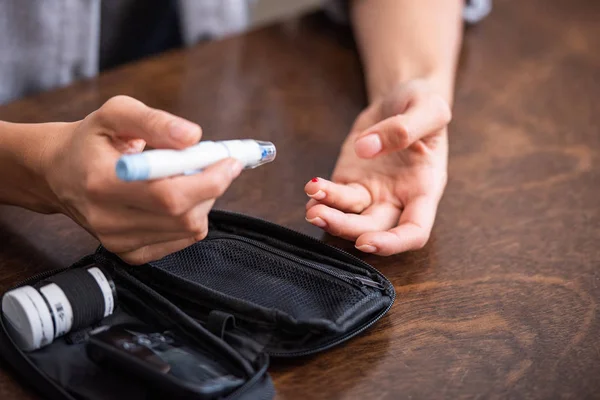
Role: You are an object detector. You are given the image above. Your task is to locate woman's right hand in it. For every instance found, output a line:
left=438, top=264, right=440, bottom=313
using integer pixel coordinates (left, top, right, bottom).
left=42, top=95, right=242, bottom=265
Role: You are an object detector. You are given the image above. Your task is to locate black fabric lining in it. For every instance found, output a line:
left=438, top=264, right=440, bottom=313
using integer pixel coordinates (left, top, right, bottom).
left=146, top=238, right=376, bottom=329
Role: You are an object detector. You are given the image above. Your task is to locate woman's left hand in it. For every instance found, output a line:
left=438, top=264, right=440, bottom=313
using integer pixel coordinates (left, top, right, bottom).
left=304, top=80, right=451, bottom=256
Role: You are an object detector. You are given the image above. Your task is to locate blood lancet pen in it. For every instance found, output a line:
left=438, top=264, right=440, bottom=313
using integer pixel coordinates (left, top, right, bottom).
left=115, top=139, right=276, bottom=181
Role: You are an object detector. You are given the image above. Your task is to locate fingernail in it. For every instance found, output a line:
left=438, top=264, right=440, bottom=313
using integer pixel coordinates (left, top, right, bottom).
left=307, top=189, right=326, bottom=200
left=305, top=217, right=327, bottom=228
left=355, top=133, right=382, bottom=156
left=169, top=119, right=198, bottom=142
left=230, top=161, right=244, bottom=178
left=356, top=244, right=378, bottom=253
left=311, top=177, right=319, bottom=183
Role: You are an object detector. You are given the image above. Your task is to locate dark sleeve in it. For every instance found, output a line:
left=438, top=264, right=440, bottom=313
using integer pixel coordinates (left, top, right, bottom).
left=321, top=0, right=493, bottom=25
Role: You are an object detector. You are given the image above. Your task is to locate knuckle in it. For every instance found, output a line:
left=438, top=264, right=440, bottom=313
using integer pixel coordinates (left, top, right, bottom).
left=99, top=236, right=128, bottom=254
left=307, top=204, right=327, bottom=219
left=121, top=252, right=148, bottom=266
left=327, top=224, right=343, bottom=238
left=390, top=114, right=406, bottom=132
left=194, top=227, right=208, bottom=241
left=83, top=175, right=105, bottom=199
left=204, top=174, right=228, bottom=197
left=389, top=115, right=410, bottom=147
left=180, top=212, right=205, bottom=233
left=402, top=80, right=421, bottom=96
left=105, top=95, right=131, bottom=107
left=144, top=108, right=166, bottom=132
left=85, top=209, right=104, bottom=232
left=154, top=188, right=184, bottom=215
left=97, top=95, right=131, bottom=119
left=348, top=203, right=366, bottom=214
left=440, top=172, right=448, bottom=191
left=414, top=231, right=430, bottom=249
left=430, top=94, right=452, bottom=125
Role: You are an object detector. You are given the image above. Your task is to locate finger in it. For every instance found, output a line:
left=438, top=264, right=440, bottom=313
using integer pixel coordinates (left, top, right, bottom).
left=305, top=198, right=319, bottom=211
left=305, top=203, right=400, bottom=241
left=118, top=236, right=203, bottom=265
left=354, top=94, right=451, bottom=158
left=96, top=158, right=242, bottom=214
left=304, top=178, right=372, bottom=214
left=100, top=229, right=201, bottom=254
left=141, top=158, right=243, bottom=215
left=95, top=95, right=202, bottom=149
left=87, top=207, right=189, bottom=234
left=90, top=201, right=211, bottom=235
left=355, top=195, right=438, bottom=255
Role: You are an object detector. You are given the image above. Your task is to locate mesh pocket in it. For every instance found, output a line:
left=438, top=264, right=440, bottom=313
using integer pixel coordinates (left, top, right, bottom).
left=149, top=239, right=365, bottom=323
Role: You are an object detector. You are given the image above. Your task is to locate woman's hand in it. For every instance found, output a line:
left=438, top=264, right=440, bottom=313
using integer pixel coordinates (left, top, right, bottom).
left=42, top=95, right=242, bottom=264
left=304, top=80, right=451, bottom=255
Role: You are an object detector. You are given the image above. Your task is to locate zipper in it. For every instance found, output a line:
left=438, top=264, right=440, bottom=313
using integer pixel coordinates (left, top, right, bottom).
left=7, top=267, right=70, bottom=291
left=208, top=232, right=385, bottom=292
left=5, top=253, right=96, bottom=291
left=353, top=276, right=385, bottom=290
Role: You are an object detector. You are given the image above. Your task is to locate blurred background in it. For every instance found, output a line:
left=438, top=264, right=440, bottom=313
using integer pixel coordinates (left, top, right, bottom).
left=250, top=0, right=322, bottom=28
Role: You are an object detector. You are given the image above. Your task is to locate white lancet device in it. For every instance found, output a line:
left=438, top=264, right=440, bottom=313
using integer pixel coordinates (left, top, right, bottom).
left=116, top=140, right=276, bottom=181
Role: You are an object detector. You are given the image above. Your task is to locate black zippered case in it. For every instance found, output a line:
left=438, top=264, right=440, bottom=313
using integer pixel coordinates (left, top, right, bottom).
left=0, top=210, right=395, bottom=399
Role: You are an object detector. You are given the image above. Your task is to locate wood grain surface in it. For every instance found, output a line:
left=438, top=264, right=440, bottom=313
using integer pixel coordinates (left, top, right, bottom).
left=0, top=0, right=599, bottom=398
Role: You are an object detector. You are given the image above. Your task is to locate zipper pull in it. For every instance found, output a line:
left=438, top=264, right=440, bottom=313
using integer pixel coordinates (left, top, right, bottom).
left=353, top=276, right=385, bottom=290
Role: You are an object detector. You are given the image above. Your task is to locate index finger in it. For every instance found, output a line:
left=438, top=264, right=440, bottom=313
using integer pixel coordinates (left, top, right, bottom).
left=91, top=157, right=243, bottom=214
left=134, top=158, right=244, bottom=215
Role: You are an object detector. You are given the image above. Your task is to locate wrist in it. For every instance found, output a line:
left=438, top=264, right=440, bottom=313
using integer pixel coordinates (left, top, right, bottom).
left=0, top=121, right=71, bottom=214
left=367, top=68, right=455, bottom=107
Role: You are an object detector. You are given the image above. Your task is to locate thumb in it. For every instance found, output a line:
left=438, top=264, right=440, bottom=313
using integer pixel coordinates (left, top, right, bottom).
left=94, top=95, right=201, bottom=150
left=354, top=94, right=451, bottom=158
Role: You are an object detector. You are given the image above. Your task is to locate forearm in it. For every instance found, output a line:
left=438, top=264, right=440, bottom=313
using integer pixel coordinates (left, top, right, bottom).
left=0, top=121, right=64, bottom=213
left=349, top=0, right=463, bottom=104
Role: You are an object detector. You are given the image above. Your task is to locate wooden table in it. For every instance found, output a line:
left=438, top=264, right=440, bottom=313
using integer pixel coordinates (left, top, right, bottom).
left=1, top=0, right=599, bottom=398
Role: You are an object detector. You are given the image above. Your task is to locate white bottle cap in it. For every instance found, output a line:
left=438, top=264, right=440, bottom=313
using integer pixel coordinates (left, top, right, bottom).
left=2, top=286, right=54, bottom=352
